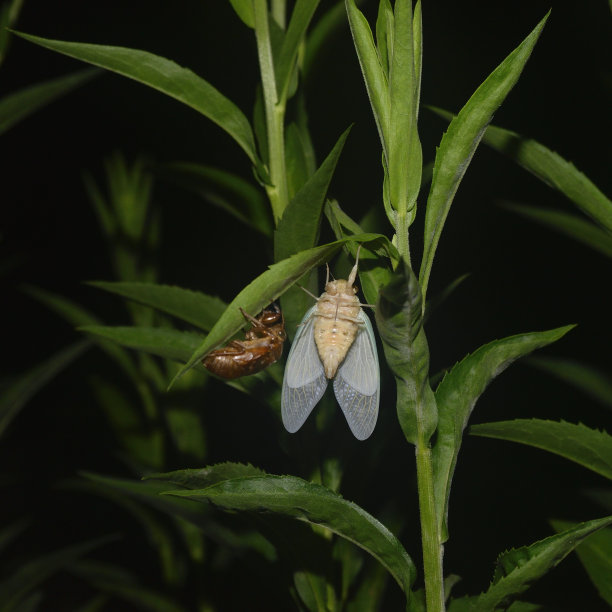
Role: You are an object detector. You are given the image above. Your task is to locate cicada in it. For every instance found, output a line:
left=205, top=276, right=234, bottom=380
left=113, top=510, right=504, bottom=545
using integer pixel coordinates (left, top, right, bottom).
left=203, top=304, right=286, bottom=379
left=281, top=248, right=379, bottom=440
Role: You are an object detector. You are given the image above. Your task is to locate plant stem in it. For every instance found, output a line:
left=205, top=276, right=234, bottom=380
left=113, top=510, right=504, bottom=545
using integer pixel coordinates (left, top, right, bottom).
left=395, top=212, right=411, bottom=268
left=253, top=0, right=289, bottom=224
left=416, top=441, right=445, bottom=612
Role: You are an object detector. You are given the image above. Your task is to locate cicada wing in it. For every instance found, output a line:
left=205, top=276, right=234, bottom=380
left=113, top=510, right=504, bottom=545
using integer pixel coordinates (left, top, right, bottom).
left=282, top=307, right=327, bottom=433
left=333, top=311, right=379, bottom=440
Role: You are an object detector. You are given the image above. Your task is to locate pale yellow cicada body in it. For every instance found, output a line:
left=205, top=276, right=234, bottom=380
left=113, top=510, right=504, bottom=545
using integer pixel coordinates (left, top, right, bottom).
left=281, top=248, right=380, bottom=440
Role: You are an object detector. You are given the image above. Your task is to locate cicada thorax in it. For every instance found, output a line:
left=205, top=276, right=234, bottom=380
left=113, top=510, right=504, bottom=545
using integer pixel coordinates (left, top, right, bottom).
left=202, top=305, right=286, bottom=379
left=313, top=279, right=362, bottom=379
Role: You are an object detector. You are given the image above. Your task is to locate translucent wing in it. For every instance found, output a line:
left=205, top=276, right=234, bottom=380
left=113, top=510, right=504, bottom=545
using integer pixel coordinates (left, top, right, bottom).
left=333, top=310, right=379, bottom=440
left=281, top=306, right=327, bottom=433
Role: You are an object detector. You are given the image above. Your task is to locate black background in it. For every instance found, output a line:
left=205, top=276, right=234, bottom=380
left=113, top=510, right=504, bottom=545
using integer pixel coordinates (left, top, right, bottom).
left=2, top=1, right=611, bottom=610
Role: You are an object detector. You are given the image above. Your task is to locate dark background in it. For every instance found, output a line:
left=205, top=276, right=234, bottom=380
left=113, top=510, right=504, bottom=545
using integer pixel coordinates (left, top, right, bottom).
left=2, top=1, right=611, bottom=610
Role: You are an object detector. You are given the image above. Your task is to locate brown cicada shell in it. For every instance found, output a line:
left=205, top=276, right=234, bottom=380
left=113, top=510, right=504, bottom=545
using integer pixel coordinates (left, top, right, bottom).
left=202, top=304, right=286, bottom=379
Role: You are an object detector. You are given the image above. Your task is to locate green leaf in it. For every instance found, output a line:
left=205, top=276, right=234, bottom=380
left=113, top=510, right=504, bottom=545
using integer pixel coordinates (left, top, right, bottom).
left=172, top=234, right=384, bottom=384
left=0, top=0, right=24, bottom=66
left=500, top=202, right=612, bottom=259
left=79, top=472, right=275, bottom=561
left=87, top=282, right=227, bottom=332
left=345, top=0, right=390, bottom=161
left=275, top=127, right=352, bottom=263
left=229, top=0, right=255, bottom=28
left=157, top=162, right=272, bottom=237
left=0, top=537, right=112, bottom=612
left=470, top=419, right=612, bottom=481
left=0, top=68, right=98, bottom=136
left=432, top=325, right=574, bottom=542
left=161, top=474, right=416, bottom=595
left=419, top=13, right=549, bottom=303
left=387, top=0, right=421, bottom=218
left=528, top=355, right=612, bottom=410
left=375, top=262, right=437, bottom=445
left=275, top=127, right=351, bottom=334
left=276, top=0, right=320, bottom=103
left=550, top=518, right=612, bottom=606
left=473, top=120, right=612, bottom=234
left=284, top=122, right=311, bottom=198
left=375, top=0, right=393, bottom=76
left=15, top=32, right=261, bottom=166
left=23, top=285, right=147, bottom=387
left=463, top=515, right=612, bottom=612
left=80, top=325, right=203, bottom=364
left=147, top=462, right=266, bottom=489
left=0, top=341, right=89, bottom=438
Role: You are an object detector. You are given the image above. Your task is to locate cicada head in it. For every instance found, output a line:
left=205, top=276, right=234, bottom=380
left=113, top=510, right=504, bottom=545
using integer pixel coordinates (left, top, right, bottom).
left=258, top=303, right=283, bottom=327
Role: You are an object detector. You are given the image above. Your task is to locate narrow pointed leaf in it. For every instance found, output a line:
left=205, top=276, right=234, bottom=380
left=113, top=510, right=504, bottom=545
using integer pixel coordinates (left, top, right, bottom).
left=158, top=162, right=272, bottom=237
left=377, top=2, right=394, bottom=74
left=429, top=107, right=612, bottom=234
left=276, top=0, right=320, bottom=102
left=388, top=0, right=421, bottom=216
left=376, top=262, right=437, bottom=445
left=419, top=14, right=549, bottom=302
left=0, top=341, right=89, bottom=438
left=275, top=127, right=352, bottom=263
left=551, top=518, right=612, bottom=606
left=147, top=462, right=266, bottom=490
left=275, top=127, right=351, bottom=334
left=470, top=419, right=612, bottom=481
left=345, top=0, right=390, bottom=160
left=15, top=32, right=260, bottom=165
left=80, top=325, right=203, bottom=363
left=528, top=356, right=612, bottom=410
left=173, top=234, right=384, bottom=383
left=484, top=121, right=612, bottom=233
left=229, top=0, right=255, bottom=28
left=0, top=68, right=98, bottom=135
left=163, top=474, right=416, bottom=594
left=23, top=285, right=143, bottom=382
left=468, top=515, right=612, bottom=611
left=500, top=202, right=612, bottom=259
left=80, top=472, right=274, bottom=558
left=88, top=282, right=227, bottom=332
left=433, top=324, right=574, bottom=541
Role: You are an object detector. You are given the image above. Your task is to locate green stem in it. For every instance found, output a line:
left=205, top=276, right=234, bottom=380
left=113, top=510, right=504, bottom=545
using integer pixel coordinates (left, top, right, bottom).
left=395, top=212, right=411, bottom=268
left=253, top=0, right=289, bottom=224
left=416, top=442, right=445, bottom=612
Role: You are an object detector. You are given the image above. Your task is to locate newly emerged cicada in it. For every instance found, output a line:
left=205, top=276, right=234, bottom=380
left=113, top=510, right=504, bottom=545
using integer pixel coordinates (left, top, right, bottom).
left=203, top=304, right=286, bottom=379
left=281, top=248, right=380, bottom=440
